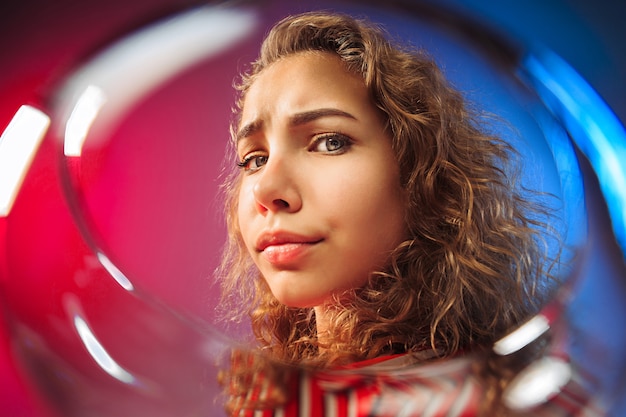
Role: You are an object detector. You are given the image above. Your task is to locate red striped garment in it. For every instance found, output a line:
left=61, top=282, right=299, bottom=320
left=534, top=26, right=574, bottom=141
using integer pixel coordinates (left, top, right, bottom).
left=237, top=352, right=481, bottom=417
left=234, top=350, right=603, bottom=417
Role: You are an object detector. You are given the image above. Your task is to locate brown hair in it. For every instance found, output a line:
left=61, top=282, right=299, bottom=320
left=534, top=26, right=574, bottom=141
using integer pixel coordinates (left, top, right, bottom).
left=218, top=9, right=556, bottom=402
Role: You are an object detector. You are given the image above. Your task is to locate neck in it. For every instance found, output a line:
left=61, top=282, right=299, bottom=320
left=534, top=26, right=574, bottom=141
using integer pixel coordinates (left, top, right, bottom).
left=314, top=305, right=332, bottom=347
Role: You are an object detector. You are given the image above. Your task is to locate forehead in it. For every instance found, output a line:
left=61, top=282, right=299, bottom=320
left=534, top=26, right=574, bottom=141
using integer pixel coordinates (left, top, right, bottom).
left=240, top=52, right=371, bottom=124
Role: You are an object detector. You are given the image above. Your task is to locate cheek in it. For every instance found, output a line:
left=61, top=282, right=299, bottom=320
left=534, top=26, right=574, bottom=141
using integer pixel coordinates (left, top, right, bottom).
left=342, top=170, right=406, bottom=245
left=236, top=182, right=255, bottom=241
left=336, top=170, right=403, bottom=216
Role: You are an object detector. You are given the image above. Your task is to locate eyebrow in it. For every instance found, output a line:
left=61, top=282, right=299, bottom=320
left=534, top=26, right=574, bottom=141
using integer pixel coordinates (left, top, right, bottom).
left=236, top=108, right=356, bottom=143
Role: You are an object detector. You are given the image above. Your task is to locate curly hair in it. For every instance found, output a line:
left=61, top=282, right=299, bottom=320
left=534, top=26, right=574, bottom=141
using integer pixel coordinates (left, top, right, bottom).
left=218, top=11, right=555, bottom=371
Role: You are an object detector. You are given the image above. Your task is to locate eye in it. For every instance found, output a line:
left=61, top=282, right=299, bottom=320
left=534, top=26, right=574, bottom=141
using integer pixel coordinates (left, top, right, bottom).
left=237, top=153, right=268, bottom=172
left=311, top=133, right=351, bottom=153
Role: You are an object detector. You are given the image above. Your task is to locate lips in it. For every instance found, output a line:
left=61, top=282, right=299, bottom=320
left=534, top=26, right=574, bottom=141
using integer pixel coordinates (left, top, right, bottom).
left=255, top=231, right=323, bottom=266
left=255, top=231, right=323, bottom=252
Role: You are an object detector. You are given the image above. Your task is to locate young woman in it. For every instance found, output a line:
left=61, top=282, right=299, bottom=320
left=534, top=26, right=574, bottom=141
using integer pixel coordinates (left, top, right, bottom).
left=218, top=11, right=559, bottom=416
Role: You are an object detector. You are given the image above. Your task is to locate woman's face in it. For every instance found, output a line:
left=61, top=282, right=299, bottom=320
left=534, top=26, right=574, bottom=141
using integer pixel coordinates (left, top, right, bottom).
left=237, top=52, right=407, bottom=308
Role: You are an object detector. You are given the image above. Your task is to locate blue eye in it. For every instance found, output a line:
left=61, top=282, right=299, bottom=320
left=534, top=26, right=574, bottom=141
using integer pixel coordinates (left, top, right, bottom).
left=312, top=133, right=351, bottom=153
left=237, top=154, right=268, bottom=172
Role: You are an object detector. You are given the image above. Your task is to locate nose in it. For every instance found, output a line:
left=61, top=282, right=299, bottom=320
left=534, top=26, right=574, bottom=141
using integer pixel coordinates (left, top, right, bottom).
left=252, top=155, right=302, bottom=214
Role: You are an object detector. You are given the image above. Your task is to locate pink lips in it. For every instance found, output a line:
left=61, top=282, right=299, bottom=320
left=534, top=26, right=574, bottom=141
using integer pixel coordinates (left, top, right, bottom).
left=256, top=231, right=322, bottom=266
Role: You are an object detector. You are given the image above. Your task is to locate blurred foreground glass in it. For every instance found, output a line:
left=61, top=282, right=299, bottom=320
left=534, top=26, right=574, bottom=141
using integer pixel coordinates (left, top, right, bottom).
left=0, top=1, right=624, bottom=416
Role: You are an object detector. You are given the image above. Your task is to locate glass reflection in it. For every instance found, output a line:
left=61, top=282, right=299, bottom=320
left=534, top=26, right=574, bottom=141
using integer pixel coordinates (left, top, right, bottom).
left=72, top=313, right=138, bottom=385
left=96, top=251, right=134, bottom=291
left=64, top=85, right=106, bottom=157
left=519, top=48, right=626, bottom=256
left=504, top=356, right=573, bottom=411
left=0, top=105, right=50, bottom=217
left=493, top=315, right=550, bottom=356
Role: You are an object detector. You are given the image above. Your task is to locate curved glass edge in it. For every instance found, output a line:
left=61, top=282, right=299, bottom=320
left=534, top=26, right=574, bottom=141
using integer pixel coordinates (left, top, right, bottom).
left=517, top=46, right=626, bottom=259
left=57, top=4, right=259, bottom=158
left=52, top=3, right=260, bottom=291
